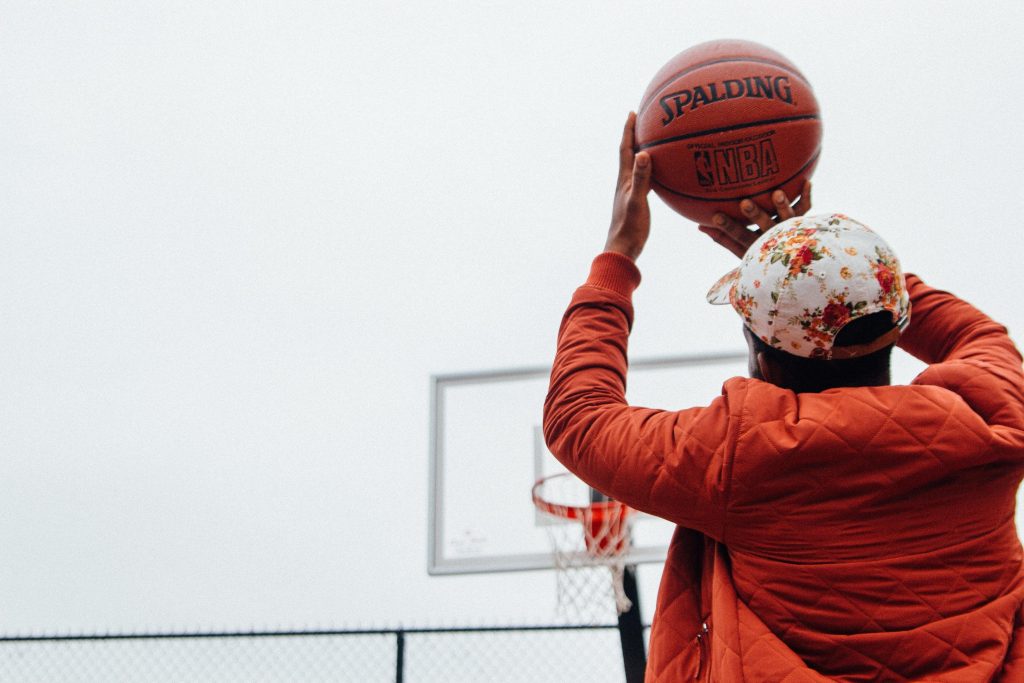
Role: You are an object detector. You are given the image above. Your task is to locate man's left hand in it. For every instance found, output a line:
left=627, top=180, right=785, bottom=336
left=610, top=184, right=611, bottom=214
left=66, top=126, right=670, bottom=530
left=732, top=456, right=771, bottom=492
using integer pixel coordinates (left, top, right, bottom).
left=698, top=182, right=812, bottom=259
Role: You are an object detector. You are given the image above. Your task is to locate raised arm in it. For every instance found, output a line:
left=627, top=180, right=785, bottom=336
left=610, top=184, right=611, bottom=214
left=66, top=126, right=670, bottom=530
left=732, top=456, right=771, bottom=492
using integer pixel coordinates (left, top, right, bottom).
left=898, top=274, right=1024, bottom=427
left=542, top=253, right=736, bottom=536
left=898, top=274, right=1023, bottom=375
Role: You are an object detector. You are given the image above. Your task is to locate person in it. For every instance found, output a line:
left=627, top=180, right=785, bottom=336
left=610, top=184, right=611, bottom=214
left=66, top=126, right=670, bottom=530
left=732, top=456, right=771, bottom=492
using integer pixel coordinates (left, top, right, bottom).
left=543, top=112, right=1024, bottom=681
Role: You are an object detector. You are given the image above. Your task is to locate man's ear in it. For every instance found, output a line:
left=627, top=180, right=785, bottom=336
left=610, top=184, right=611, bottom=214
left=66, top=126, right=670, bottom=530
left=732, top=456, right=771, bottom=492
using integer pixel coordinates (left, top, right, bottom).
left=756, top=351, right=784, bottom=387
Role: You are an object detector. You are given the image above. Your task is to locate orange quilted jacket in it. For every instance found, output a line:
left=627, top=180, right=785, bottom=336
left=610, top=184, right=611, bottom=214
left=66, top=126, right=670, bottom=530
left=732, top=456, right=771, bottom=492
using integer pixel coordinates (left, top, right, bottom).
left=544, top=252, right=1024, bottom=682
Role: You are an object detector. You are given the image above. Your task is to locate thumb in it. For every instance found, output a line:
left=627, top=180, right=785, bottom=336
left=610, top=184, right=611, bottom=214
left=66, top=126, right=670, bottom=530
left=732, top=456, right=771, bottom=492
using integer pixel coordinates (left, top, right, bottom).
left=631, top=152, right=652, bottom=197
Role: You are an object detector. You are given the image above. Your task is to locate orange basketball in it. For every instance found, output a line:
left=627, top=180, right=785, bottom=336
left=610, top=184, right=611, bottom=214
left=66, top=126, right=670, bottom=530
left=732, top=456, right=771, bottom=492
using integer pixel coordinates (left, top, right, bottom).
left=636, top=39, right=822, bottom=226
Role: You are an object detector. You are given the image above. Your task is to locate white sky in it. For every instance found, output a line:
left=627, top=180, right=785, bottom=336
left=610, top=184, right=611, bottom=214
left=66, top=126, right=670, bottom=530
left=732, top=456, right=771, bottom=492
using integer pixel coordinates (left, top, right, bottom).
left=1, top=0, right=1023, bottom=633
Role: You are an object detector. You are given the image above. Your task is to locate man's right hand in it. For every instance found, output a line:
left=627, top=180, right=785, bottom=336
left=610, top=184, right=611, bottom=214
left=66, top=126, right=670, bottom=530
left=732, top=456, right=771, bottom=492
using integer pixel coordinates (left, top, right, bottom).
left=698, top=181, right=813, bottom=258
left=604, top=112, right=653, bottom=262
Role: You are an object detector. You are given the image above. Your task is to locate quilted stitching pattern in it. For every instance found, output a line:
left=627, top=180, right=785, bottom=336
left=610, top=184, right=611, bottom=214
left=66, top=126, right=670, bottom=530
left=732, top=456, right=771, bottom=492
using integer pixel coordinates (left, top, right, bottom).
left=544, top=260, right=1024, bottom=681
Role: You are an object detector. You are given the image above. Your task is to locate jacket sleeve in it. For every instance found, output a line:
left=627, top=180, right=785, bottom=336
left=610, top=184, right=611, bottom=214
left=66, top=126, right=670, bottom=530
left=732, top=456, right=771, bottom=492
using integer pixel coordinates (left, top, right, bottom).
left=898, top=273, right=1024, bottom=426
left=542, top=253, right=738, bottom=538
left=898, top=274, right=1023, bottom=371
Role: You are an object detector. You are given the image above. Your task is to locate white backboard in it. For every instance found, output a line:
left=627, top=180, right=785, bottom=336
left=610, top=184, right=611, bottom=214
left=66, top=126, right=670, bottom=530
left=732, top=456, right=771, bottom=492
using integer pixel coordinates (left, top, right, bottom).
left=428, top=352, right=749, bottom=575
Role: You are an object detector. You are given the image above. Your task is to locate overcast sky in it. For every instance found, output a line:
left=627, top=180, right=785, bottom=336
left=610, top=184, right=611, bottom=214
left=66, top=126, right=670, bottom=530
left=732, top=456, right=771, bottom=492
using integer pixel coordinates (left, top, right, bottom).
left=1, top=0, right=1023, bottom=634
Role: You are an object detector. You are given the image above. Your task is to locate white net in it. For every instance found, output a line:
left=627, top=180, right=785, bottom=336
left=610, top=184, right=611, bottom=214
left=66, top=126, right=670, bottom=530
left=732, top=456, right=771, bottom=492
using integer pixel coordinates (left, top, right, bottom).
left=532, top=474, right=635, bottom=623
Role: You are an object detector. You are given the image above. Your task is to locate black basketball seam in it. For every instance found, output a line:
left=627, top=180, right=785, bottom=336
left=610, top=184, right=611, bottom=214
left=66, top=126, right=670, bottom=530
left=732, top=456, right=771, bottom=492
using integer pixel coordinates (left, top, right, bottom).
left=652, top=146, right=821, bottom=202
left=636, top=114, right=820, bottom=152
left=637, top=57, right=813, bottom=117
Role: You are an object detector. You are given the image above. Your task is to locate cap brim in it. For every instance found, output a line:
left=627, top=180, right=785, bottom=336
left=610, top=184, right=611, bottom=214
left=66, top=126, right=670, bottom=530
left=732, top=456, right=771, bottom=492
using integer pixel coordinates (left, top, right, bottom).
left=706, top=267, right=740, bottom=305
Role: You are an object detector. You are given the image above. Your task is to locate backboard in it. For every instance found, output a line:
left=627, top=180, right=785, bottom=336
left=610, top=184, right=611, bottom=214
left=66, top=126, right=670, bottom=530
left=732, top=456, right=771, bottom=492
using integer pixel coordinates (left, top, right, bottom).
left=427, top=352, right=749, bottom=575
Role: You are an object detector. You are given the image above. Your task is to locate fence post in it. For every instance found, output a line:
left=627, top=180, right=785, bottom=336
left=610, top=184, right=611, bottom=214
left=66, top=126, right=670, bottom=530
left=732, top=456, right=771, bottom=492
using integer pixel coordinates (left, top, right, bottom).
left=394, top=630, right=405, bottom=683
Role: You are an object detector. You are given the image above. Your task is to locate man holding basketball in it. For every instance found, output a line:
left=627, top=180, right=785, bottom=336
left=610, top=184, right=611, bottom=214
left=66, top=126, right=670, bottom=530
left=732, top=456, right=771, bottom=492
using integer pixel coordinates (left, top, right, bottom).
left=544, top=113, right=1024, bottom=681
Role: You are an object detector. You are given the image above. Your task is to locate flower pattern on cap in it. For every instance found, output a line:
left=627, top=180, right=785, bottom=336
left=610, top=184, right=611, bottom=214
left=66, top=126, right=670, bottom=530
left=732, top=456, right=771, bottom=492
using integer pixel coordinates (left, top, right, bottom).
left=707, top=214, right=910, bottom=359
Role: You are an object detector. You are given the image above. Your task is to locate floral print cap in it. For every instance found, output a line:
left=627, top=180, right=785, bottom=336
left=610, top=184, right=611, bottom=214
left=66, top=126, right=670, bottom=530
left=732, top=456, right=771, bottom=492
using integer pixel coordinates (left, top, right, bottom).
left=706, top=214, right=910, bottom=360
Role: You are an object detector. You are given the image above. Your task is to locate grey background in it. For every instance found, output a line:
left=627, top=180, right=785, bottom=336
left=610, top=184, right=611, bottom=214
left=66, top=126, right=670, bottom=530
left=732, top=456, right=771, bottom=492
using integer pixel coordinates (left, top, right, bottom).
left=1, top=0, right=1021, bottom=633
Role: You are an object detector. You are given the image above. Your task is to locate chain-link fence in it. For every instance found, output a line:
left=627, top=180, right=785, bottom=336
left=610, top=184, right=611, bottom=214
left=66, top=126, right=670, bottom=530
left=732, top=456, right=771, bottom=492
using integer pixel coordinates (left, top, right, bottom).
left=0, top=624, right=648, bottom=682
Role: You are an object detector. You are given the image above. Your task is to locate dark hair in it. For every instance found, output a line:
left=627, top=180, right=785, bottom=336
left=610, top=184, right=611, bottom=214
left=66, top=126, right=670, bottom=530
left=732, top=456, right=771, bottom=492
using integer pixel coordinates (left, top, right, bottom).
left=749, top=311, right=896, bottom=392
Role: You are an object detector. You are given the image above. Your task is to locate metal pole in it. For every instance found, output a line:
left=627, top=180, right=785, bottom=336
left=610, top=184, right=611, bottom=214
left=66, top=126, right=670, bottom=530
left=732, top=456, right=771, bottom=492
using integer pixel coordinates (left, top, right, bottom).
left=617, top=565, right=647, bottom=683
left=589, top=487, right=647, bottom=683
left=395, top=630, right=405, bottom=683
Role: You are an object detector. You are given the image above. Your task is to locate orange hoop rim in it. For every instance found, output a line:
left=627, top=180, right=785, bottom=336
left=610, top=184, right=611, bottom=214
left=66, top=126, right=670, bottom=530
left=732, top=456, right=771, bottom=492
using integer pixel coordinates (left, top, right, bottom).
left=531, top=473, right=632, bottom=523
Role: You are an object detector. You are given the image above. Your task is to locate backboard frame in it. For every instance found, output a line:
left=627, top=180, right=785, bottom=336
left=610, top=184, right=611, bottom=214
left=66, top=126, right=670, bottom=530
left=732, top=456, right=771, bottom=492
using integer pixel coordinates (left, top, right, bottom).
left=427, top=351, right=748, bottom=576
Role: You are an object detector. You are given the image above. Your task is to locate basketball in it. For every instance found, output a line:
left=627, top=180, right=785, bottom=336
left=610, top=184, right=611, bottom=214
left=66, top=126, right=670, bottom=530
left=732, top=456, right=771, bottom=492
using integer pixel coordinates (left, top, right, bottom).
left=635, top=39, right=822, bottom=226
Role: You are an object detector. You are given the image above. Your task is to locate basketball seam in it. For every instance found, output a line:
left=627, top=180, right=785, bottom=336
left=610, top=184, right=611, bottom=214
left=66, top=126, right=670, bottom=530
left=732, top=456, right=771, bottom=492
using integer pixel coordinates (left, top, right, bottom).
left=652, top=146, right=821, bottom=202
left=637, top=57, right=812, bottom=117
left=636, top=114, right=820, bottom=152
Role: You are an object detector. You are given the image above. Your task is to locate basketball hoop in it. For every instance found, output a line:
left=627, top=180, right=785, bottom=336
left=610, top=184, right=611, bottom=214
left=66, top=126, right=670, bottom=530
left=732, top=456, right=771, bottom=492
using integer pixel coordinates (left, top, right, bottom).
left=532, top=473, right=635, bottom=619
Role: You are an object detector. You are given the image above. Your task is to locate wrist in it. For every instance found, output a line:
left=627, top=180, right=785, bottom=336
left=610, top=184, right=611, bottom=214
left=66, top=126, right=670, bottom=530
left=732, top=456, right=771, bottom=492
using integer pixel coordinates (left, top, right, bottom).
left=604, top=234, right=643, bottom=262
